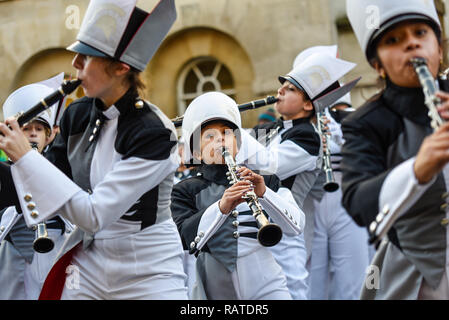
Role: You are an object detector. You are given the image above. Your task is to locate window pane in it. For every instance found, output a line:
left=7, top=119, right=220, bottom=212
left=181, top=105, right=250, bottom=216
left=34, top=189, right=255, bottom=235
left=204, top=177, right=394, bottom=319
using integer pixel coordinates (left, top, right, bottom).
left=178, top=57, right=236, bottom=115
left=202, top=81, right=216, bottom=92
left=217, top=66, right=234, bottom=90
left=184, top=69, right=199, bottom=94
left=197, top=60, right=216, bottom=77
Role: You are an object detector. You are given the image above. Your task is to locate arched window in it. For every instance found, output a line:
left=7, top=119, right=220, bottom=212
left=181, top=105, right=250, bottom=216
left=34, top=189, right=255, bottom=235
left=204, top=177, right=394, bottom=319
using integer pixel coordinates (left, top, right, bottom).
left=177, top=57, right=236, bottom=115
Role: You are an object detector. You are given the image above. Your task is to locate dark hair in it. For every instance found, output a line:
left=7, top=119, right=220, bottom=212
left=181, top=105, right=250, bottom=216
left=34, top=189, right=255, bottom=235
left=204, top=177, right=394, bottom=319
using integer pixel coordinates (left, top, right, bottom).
left=104, top=60, right=146, bottom=96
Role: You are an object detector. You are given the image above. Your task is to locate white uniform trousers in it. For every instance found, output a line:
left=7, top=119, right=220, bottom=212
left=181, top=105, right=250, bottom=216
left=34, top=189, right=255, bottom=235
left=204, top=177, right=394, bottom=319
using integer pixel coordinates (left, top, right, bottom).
left=24, top=228, right=70, bottom=299
left=182, top=250, right=197, bottom=299
left=193, top=247, right=292, bottom=300
left=269, top=233, right=309, bottom=299
left=310, top=181, right=372, bottom=300
left=61, top=219, right=188, bottom=299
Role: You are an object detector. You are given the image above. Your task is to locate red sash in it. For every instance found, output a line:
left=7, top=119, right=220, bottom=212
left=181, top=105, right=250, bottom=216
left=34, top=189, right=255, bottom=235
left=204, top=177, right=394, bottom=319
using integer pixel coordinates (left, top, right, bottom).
left=39, top=244, right=79, bottom=300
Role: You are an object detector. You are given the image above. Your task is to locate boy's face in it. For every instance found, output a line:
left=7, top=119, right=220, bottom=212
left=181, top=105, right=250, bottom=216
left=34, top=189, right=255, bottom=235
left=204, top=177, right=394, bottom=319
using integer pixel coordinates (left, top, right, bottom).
left=194, top=122, right=238, bottom=165
left=22, top=121, right=50, bottom=153
left=374, top=21, right=442, bottom=88
left=275, top=81, right=313, bottom=120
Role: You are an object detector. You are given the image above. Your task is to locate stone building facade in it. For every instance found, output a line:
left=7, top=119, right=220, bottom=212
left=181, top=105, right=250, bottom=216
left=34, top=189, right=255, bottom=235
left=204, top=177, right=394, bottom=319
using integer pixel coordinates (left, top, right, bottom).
left=0, top=0, right=447, bottom=128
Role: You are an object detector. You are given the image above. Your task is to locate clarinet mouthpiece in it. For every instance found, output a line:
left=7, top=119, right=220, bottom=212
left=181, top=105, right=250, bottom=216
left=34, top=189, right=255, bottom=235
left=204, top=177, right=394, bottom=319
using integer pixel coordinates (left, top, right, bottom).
left=61, top=79, right=82, bottom=95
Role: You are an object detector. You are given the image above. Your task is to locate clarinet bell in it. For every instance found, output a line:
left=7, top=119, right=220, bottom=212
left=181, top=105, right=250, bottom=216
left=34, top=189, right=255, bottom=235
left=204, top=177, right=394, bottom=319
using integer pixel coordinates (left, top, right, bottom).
left=257, top=222, right=283, bottom=247
left=33, top=223, right=55, bottom=253
left=323, top=169, right=339, bottom=192
left=324, top=181, right=339, bottom=192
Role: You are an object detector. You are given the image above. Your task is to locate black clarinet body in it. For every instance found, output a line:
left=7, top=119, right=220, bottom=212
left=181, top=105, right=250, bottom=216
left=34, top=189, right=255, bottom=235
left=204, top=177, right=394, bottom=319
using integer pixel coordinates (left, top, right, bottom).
left=172, top=96, right=278, bottom=128
left=16, top=79, right=82, bottom=127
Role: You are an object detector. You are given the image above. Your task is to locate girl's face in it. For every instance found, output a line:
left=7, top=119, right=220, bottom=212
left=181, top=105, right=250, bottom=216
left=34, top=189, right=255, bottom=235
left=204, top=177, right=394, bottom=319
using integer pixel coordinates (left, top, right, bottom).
left=275, top=81, right=313, bottom=120
left=194, top=122, right=238, bottom=165
left=72, top=54, right=130, bottom=107
left=374, top=21, right=442, bottom=88
left=22, top=121, right=50, bottom=153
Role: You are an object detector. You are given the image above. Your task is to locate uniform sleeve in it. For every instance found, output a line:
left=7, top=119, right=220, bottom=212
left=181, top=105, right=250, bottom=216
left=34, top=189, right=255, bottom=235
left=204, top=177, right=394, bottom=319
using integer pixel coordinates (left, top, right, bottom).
left=259, top=186, right=305, bottom=235
left=0, top=207, right=21, bottom=242
left=340, top=117, right=391, bottom=227
left=11, top=150, right=178, bottom=233
left=373, top=157, right=436, bottom=240
left=171, top=182, right=227, bottom=254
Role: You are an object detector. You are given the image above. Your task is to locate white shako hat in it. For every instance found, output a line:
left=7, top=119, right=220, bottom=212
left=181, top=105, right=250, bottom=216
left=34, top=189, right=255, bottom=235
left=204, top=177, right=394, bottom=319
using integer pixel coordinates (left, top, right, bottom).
left=293, top=45, right=338, bottom=69
left=292, top=45, right=353, bottom=109
left=181, top=92, right=241, bottom=162
left=67, top=0, right=177, bottom=71
left=279, top=52, right=356, bottom=103
left=346, top=0, right=441, bottom=63
left=2, top=74, right=64, bottom=131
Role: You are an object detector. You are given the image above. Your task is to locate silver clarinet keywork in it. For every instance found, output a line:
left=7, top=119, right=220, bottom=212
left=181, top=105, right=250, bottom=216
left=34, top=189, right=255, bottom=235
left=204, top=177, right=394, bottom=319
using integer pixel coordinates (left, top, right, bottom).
left=222, top=147, right=283, bottom=247
left=410, top=57, right=444, bottom=131
left=316, top=111, right=339, bottom=192
left=29, top=142, right=55, bottom=253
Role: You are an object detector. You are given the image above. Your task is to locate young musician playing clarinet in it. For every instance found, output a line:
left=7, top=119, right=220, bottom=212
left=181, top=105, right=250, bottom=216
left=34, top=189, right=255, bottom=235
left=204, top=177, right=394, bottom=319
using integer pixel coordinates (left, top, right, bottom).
left=245, top=51, right=357, bottom=299
left=342, top=0, right=449, bottom=299
left=0, top=79, right=74, bottom=299
left=0, top=0, right=187, bottom=299
left=291, top=45, right=372, bottom=300
left=171, top=91, right=305, bottom=300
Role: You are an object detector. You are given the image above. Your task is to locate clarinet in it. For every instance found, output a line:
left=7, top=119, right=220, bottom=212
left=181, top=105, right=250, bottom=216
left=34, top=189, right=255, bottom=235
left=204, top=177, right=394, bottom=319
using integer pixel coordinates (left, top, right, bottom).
left=29, top=142, right=55, bottom=253
left=172, top=96, right=279, bottom=128
left=410, top=57, right=444, bottom=131
left=16, top=79, right=82, bottom=127
left=222, top=147, right=282, bottom=247
left=316, top=111, right=339, bottom=192
left=368, top=58, right=444, bottom=246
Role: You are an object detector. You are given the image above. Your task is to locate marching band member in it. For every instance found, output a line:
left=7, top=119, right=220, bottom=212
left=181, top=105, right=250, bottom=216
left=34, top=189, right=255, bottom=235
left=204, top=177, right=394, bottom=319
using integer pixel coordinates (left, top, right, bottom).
left=0, top=0, right=187, bottom=299
left=292, top=46, right=372, bottom=300
left=0, top=79, right=74, bottom=299
left=343, top=0, right=449, bottom=299
left=246, top=51, right=356, bottom=299
left=171, top=92, right=305, bottom=300
left=311, top=87, right=373, bottom=300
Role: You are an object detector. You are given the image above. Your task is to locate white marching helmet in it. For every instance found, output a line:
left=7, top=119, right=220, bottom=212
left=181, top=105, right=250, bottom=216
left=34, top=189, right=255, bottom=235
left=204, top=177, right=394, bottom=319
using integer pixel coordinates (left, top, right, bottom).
left=67, top=0, right=177, bottom=71
left=181, top=92, right=241, bottom=162
left=3, top=82, right=59, bottom=131
left=292, top=45, right=338, bottom=69
left=292, top=45, right=354, bottom=110
left=346, top=0, right=441, bottom=62
left=279, top=52, right=356, bottom=101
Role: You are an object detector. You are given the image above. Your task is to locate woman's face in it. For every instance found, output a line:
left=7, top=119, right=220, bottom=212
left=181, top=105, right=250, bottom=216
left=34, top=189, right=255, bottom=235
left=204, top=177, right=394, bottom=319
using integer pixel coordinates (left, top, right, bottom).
left=375, top=21, right=442, bottom=88
left=275, top=81, right=313, bottom=120
left=195, top=122, right=238, bottom=165
left=22, top=121, right=50, bottom=153
left=72, top=53, right=129, bottom=106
